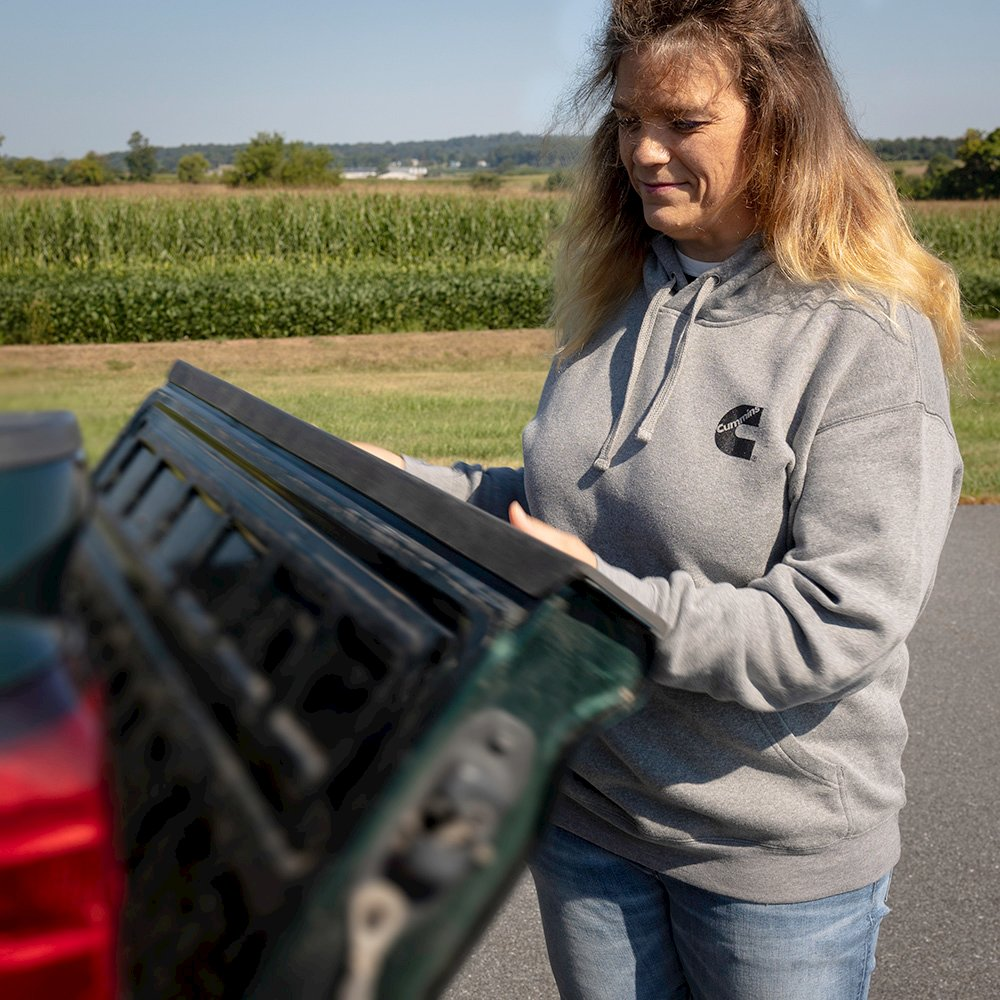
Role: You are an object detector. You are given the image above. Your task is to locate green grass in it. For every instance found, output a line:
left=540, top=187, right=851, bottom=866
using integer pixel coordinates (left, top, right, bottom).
left=952, top=334, right=1000, bottom=500
left=0, top=333, right=551, bottom=466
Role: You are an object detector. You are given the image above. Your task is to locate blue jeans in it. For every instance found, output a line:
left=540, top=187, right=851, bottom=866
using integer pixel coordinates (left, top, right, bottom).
left=529, top=825, right=892, bottom=1000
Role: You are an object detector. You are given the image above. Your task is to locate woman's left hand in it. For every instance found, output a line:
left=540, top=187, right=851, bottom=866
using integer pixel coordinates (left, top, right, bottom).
left=508, top=501, right=598, bottom=568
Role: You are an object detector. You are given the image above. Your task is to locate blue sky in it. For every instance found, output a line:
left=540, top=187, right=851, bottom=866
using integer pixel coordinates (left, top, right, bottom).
left=2, top=0, right=997, bottom=160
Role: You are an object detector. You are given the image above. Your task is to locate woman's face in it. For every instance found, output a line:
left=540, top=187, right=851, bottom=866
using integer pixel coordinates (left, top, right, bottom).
left=614, top=47, right=757, bottom=261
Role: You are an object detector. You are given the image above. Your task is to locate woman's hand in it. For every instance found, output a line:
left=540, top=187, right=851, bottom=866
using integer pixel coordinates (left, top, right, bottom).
left=508, top=501, right=598, bottom=568
left=351, top=442, right=405, bottom=469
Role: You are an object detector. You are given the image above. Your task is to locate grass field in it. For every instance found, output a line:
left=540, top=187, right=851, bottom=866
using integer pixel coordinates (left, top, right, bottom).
left=1, top=321, right=996, bottom=502
left=0, top=328, right=552, bottom=467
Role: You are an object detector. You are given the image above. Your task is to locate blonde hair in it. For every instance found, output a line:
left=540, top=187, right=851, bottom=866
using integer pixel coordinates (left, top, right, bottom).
left=553, top=0, right=975, bottom=369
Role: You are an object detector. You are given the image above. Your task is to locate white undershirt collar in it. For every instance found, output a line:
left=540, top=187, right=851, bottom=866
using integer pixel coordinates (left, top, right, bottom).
left=676, top=248, right=727, bottom=278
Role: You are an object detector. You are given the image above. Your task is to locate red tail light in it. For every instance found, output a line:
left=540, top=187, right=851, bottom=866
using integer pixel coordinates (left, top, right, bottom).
left=0, top=670, right=122, bottom=1000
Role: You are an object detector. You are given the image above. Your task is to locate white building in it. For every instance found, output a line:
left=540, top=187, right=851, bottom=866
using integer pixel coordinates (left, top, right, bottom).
left=378, top=166, right=428, bottom=181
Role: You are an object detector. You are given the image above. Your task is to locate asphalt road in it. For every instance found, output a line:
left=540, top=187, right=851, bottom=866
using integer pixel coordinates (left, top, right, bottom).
left=442, top=505, right=1000, bottom=1000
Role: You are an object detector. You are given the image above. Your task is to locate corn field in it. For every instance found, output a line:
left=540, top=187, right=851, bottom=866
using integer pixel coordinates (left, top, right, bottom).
left=0, top=190, right=997, bottom=345
left=0, top=190, right=564, bottom=343
left=907, top=201, right=1000, bottom=262
left=904, top=203, right=1000, bottom=320
left=0, top=191, right=565, bottom=267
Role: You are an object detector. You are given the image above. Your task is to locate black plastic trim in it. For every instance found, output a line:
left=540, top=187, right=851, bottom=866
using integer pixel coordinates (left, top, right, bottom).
left=0, top=411, right=83, bottom=472
left=166, top=361, right=603, bottom=607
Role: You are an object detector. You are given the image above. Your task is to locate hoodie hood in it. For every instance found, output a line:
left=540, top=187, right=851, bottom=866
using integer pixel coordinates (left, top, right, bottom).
left=646, top=233, right=771, bottom=300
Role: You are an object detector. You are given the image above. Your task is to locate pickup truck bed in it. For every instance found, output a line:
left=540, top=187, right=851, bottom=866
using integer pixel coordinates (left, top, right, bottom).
left=3, top=363, right=660, bottom=1000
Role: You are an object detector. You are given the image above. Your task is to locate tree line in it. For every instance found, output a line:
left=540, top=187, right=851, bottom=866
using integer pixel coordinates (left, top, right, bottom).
left=892, top=129, right=1000, bottom=200
left=0, top=131, right=586, bottom=188
left=0, top=132, right=342, bottom=188
left=868, top=136, right=959, bottom=161
left=121, top=133, right=584, bottom=174
left=3, top=128, right=999, bottom=198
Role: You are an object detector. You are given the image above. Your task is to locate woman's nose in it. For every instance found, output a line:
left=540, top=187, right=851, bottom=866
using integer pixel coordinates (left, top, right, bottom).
left=632, top=127, right=672, bottom=164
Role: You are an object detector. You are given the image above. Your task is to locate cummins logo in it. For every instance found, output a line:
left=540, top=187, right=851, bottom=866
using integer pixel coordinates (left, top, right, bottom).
left=715, top=405, right=763, bottom=460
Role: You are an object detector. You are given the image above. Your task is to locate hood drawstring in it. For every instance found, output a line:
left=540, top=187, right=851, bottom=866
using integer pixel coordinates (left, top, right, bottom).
left=592, top=273, right=678, bottom=472
left=592, top=271, right=717, bottom=472
left=637, top=273, right=717, bottom=443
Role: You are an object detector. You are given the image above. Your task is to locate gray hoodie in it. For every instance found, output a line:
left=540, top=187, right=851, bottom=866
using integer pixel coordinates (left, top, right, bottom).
left=404, top=235, right=963, bottom=903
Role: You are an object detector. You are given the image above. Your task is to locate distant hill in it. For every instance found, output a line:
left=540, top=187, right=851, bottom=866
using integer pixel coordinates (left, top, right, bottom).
left=86, top=132, right=962, bottom=175
left=867, top=136, right=960, bottom=161
left=98, top=133, right=586, bottom=175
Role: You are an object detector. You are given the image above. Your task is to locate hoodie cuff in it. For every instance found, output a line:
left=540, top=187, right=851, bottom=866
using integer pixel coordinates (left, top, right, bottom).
left=593, top=554, right=666, bottom=616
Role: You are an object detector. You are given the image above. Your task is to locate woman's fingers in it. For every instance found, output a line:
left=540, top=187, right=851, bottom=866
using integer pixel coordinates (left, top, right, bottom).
left=508, top=502, right=598, bottom=568
left=351, top=442, right=405, bottom=469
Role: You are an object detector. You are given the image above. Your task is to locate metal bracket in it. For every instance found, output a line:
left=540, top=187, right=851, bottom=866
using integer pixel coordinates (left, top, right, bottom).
left=339, top=708, right=535, bottom=1000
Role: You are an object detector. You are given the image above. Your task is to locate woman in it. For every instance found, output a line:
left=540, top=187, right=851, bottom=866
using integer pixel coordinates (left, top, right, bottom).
left=358, top=1, right=973, bottom=996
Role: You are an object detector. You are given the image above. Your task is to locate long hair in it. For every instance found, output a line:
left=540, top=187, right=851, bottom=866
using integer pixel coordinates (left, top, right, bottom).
left=552, top=0, right=974, bottom=369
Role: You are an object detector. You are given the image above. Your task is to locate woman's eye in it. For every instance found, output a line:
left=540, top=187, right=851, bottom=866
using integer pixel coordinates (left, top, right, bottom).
left=670, top=119, right=704, bottom=133
left=616, top=115, right=640, bottom=131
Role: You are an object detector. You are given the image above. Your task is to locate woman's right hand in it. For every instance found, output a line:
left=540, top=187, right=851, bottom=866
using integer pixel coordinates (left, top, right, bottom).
left=350, top=442, right=405, bottom=469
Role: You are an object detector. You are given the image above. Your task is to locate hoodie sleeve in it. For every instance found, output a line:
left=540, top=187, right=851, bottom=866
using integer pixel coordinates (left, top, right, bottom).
left=401, top=456, right=527, bottom=521
left=594, top=397, right=963, bottom=713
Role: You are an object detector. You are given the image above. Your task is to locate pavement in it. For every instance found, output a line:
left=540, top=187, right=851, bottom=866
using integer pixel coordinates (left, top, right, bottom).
left=442, top=505, right=1000, bottom=1000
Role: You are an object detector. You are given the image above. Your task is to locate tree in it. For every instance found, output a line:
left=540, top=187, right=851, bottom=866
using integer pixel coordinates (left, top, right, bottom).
left=545, top=168, right=576, bottom=191
left=227, top=132, right=286, bottom=186
left=921, top=127, right=1000, bottom=199
left=125, top=131, right=158, bottom=181
left=950, top=128, right=1000, bottom=198
left=62, top=151, right=115, bottom=186
left=177, top=152, right=211, bottom=184
left=925, top=152, right=954, bottom=181
left=469, top=171, right=502, bottom=190
left=279, top=142, right=339, bottom=185
left=9, top=157, right=60, bottom=188
left=227, top=132, right=341, bottom=187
